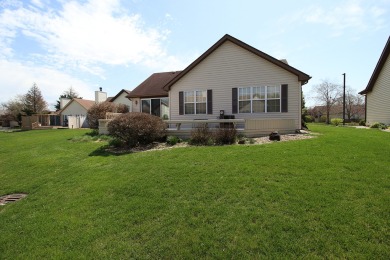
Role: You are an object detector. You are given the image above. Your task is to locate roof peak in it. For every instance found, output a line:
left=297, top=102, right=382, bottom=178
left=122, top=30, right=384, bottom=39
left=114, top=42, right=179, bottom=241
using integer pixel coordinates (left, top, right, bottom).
left=359, top=36, right=390, bottom=95
left=163, top=34, right=311, bottom=91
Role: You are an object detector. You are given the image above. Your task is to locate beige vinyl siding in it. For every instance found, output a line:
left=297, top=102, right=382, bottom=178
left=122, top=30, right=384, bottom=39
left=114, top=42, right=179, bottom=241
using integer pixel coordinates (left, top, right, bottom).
left=169, top=41, right=302, bottom=129
left=366, top=54, right=390, bottom=125
left=61, top=102, right=88, bottom=117
left=60, top=101, right=89, bottom=127
left=131, top=98, right=141, bottom=112
left=112, top=92, right=132, bottom=111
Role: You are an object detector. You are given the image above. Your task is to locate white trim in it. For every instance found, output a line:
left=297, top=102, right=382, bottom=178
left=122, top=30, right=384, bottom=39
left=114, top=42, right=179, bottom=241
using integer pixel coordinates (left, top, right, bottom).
left=141, top=97, right=169, bottom=118
left=184, top=90, right=207, bottom=115
left=238, top=85, right=281, bottom=113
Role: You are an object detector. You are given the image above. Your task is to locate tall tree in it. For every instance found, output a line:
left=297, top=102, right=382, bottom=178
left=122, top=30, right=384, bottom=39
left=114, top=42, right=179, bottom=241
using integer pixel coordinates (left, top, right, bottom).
left=314, top=80, right=342, bottom=124
left=54, top=87, right=81, bottom=111
left=23, top=83, right=48, bottom=115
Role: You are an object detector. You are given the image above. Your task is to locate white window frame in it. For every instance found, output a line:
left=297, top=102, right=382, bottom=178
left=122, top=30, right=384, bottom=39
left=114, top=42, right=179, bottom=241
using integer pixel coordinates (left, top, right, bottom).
left=184, top=90, right=207, bottom=115
left=141, top=98, right=169, bottom=118
left=238, top=86, right=281, bottom=113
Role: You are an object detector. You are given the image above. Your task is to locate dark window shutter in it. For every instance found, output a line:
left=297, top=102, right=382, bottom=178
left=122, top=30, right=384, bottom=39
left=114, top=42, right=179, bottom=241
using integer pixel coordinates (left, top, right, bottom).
left=232, top=88, right=238, bottom=114
left=281, top=84, right=288, bottom=112
left=179, top=91, right=184, bottom=115
left=207, top=90, right=212, bottom=114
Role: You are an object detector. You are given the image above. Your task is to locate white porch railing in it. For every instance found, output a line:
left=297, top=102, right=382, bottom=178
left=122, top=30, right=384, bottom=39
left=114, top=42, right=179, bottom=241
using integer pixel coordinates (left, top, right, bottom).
left=165, top=119, right=245, bottom=130
left=99, top=117, right=298, bottom=137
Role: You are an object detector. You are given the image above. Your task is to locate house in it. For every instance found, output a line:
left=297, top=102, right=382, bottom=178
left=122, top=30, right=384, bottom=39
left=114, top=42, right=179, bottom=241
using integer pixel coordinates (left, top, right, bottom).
left=308, top=105, right=365, bottom=122
left=359, top=36, right=390, bottom=125
left=99, top=34, right=311, bottom=136
left=109, top=89, right=132, bottom=111
left=60, top=98, right=95, bottom=128
left=127, top=71, right=181, bottom=119
left=163, top=34, right=311, bottom=136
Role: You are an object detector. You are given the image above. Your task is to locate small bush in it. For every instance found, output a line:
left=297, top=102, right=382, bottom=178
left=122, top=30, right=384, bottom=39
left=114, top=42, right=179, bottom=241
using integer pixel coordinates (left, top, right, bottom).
left=166, top=135, right=180, bottom=146
left=109, top=138, right=125, bottom=148
left=87, top=102, right=129, bottom=129
left=370, top=122, right=387, bottom=129
left=107, top=112, right=166, bottom=147
left=305, top=115, right=314, bottom=123
left=214, top=127, right=237, bottom=145
left=331, top=118, right=343, bottom=126
left=189, top=124, right=213, bottom=146
left=319, top=115, right=327, bottom=123
left=359, top=120, right=366, bottom=126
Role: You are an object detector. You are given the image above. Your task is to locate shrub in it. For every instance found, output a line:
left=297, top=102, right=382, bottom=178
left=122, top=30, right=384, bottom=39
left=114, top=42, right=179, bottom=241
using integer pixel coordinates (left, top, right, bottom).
left=319, top=115, right=327, bottom=123
left=87, top=102, right=129, bottom=129
left=109, top=138, right=125, bottom=148
left=0, top=113, right=15, bottom=127
left=359, top=120, right=366, bottom=126
left=166, top=135, right=180, bottom=146
left=189, top=124, right=213, bottom=146
left=304, top=115, right=314, bottom=123
left=107, top=112, right=166, bottom=147
left=331, top=118, right=343, bottom=126
left=214, top=126, right=237, bottom=145
left=370, top=122, right=387, bottom=129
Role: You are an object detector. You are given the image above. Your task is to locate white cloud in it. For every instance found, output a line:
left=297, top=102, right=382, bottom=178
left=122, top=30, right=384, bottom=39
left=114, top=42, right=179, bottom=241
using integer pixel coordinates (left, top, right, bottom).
left=283, top=0, right=388, bottom=37
left=0, top=0, right=182, bottom=71
left=0, top=59, right=95, bottom=108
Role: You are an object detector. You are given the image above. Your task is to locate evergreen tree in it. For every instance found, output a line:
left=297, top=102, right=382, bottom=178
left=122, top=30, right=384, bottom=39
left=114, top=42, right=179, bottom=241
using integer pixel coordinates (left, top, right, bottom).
left=23, top=83, right=48, bottom=115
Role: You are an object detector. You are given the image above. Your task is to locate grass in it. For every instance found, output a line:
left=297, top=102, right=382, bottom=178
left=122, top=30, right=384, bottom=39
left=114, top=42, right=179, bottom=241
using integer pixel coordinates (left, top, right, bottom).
left=0, top=124, right=389, bottom=258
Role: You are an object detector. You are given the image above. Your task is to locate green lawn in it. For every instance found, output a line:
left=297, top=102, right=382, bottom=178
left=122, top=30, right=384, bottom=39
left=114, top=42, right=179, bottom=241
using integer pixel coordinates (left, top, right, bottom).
left=0, top=124, right=389, bottom=258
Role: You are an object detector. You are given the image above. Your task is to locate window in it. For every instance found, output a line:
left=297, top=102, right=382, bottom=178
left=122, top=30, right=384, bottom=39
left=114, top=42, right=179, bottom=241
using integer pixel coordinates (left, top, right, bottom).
left=141, top=100, right=150, bottom=114
left=184, top=90, right=207, bottom=114
left=141, top=98, right=169, bottom=118
left=238, top=86, right=281, bottom=113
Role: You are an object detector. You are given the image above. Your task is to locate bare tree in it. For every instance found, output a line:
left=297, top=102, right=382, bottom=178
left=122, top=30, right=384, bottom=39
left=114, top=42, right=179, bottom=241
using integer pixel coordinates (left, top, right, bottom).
left=23, top=83, right=48, bottom=114
left=314, top=80, right=342, bottom=124
left=344, top=88, right=365, bottom=120
left=64, top=86, right=79, bottom=98
left=54, top=87, right=81, bottom=111
left=1, top=95, right=25, bottom=123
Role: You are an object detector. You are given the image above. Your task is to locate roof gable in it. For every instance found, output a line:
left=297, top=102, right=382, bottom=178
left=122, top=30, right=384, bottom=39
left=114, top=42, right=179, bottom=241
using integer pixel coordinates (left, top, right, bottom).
left=359, top=36, right=390, bottom=95
left=109, top=89, right=131, bottom=102
left=127, top=71, right=181, bottom=98
left=61, top=98, right=95, bottom=112
left=163, top=34, right=311, bottom=91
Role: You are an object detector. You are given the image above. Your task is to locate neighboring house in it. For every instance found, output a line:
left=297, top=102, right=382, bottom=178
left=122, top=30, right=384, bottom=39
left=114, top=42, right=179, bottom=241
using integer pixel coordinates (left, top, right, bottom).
left=127, top=71, right=181, bottom=119
left=163, top=34, right=311, bottom=134
left=308, top=105, right=365, bottom=122
left=109, top=89, right=132, bottom=112
left=60, top=88, right=108, bottom=128
left=60, top=98, right=95, bottom=128
left=359, top=36, right=390, bottom=125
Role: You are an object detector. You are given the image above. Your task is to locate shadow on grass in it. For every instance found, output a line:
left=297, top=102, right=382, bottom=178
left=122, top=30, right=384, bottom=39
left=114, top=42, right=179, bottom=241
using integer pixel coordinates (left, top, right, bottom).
left=88, top=145, right=133, bottom=157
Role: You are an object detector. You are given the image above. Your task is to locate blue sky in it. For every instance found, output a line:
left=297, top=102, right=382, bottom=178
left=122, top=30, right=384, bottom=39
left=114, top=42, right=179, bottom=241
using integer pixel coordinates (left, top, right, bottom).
left=1, top=0, right=389, bottom=109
